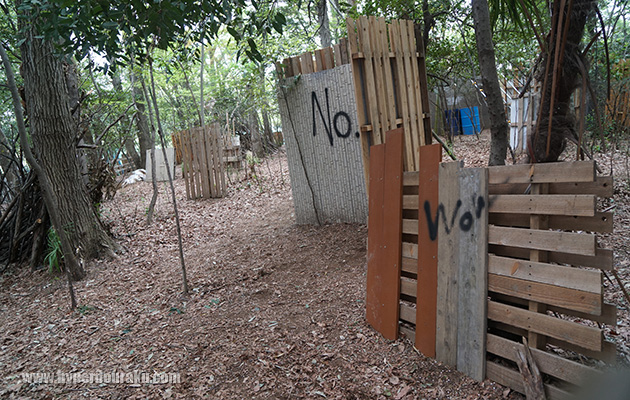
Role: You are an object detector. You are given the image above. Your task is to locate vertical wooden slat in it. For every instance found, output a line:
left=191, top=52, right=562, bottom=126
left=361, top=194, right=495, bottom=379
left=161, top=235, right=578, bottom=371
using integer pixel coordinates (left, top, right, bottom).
left=390, top=20, right=414, bottom=172
left=455, top=167, right=488, bottom=381
left=366, top=142, right=388, bottom=336
left=399, top=21, right=420, bottom=170
left=300, top=51, right=315, bottom=74
left=381, top=128, right=404, bottom=338
left=435, top=161, right=462, bottom=366
left=346, top=19, right=370, bottom=189
left=323, top=47, right=334, bottom=70
left=290, top=56, right=301, bottom=76
left=333, top=43, right=342, bottom=67
left=378, top=18, right=397, bottom=133
left=191, top=129, right=204, bottom=198
left=358, top=16, right=381, bottom=145
left=368, top=16, right=388, bottom=145
left=185, top=131, right=197, bottom=199
left=205, top=126, right=216, bottom=197
left=528, top=182, right=549, bottom=349
left=415, top=143, right=442, bottom=357
left=181, top=130, right=191, bottom=200
left=340, top=37, right=350, bottom=65
left=404, top=20, right=423, bottom=169
left=413, top=24, right=432, bottom=146
left=314, top=49, right=324, bottom=72
left=205, top=127, right=216, bottom=198
left=283, top=57, right=293, bottom=78
left=217, top=123, right=226, bottom=195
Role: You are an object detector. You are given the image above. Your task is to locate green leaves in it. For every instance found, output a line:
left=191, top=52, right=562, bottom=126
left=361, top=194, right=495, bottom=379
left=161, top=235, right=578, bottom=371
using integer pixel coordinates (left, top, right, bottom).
left=16, top=0, right=287, bottom=69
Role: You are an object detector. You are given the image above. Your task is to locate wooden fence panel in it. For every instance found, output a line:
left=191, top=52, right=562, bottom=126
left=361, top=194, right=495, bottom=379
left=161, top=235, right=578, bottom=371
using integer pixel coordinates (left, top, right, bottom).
left=179, top=124, right=226, bottom=200
left=346, top=16, right=431, bottom=184
left=414, top=144, right=441, bottom=357
left=486, top=160, right=614, bottom=396
left=435, top=161, right=488, bottom=381
left=365, top=129, right=404, bottom=340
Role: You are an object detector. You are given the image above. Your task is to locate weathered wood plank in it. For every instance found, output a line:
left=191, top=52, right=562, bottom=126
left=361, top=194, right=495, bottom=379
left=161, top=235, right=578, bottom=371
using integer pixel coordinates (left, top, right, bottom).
left=403, top=171, right=419, bottom=187
left=300, top=51, right=314, bottom=74
left=488, top=274, right=602, bottom=315
left=488, top=320, right=617, bottom=363
left=402, top=257, right=417, bottom=276
left=404, top=20, right=424, bottom=160
left=402, top=194, right=418, bottom=210
left=381, top=128, right=404, bottom=334
left=402, top=242, right=417, bottom=259
left=488, top=212, right=614, bottom=233
left=487, top=334, right=600, bottom=386
left=366, top=143, right=388, bottom=337
left=489, top=293, right=617, bottom=325
left=489, top=194, right=596, bottom=217
left=488, top=161, right=595, bottom=185
left=489, top=245, right=613, bottom=270
left=488, top=254, right=602, bottom=294
left=401, top=277, right=416, bottom=298
left=415, top=144, right=441, bottom=357
left=390, top=20, right=414, bottom=170
left=435, top=161, right=462, bottom=367
left=486, top=361, right=574, bottom=400
left=400, top=302, right=416, bottom=324
left=487, top=300, right=603, bottom=351
left=489, top=175, right=613, bottom=197
left=488, top=225, right=596, bottom=256
left=402, top=218, right=418, bottom=235
left=456, top=166, right=488, bottom=381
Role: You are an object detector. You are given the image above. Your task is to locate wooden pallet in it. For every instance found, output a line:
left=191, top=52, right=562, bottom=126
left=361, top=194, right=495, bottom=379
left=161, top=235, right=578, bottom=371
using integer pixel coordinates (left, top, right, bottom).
left=346, top=16, right=432, bottom=185
left=387, top=159, right=615, bottom=397
left=180, top=124, right=226, bottom=200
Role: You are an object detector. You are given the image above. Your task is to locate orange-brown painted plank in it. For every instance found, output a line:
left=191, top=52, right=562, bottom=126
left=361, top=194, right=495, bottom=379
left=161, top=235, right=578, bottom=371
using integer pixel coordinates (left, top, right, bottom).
left=381, top=128, right=404, bottom=338
left=415, top=143, right=442, bottom=356
left=366, top=141, right=389, bottom=338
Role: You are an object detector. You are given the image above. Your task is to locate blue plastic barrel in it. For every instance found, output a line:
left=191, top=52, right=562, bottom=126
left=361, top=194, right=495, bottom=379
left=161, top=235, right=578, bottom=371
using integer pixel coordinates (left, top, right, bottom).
left=444, top=109, right=462, bottom=136
left=460, top=106, right=480, bottom=135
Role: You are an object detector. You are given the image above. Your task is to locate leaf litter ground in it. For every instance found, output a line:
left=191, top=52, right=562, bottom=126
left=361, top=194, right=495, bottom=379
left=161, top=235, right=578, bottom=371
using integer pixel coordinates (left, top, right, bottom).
left=1, top=131, right=628, bottom=399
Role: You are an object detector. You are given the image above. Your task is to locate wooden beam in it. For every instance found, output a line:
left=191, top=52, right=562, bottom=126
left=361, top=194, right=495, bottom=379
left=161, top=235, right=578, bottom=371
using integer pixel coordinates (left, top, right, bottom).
left=488, top=254, right=602, bottom=294
left=488, top=161, right=595, bottom=185
left=488, top=212, right=614, bottom=233
left=486, top=361, right=574, bottom=400
left=487, top=300, right=603, bottom=351
left=489, top=245, right=613, bottom=270
left=415, top=144, right=441, bottom=357
left=488, top=225, right=596, bottom=256
left=489, top=175, right=613, bottom=197
left=489, top=194, right=596, bottom=217
left=488, top=274, right=602, bottom=315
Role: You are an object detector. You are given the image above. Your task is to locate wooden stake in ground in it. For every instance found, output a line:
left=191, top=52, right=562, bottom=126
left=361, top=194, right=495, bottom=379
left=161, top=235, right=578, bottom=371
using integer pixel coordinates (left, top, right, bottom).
left=149, top=57, right=190, bottom=295
left=515, top=337, right=546, bottom=400
left=0, top=43, right=78, bottom=309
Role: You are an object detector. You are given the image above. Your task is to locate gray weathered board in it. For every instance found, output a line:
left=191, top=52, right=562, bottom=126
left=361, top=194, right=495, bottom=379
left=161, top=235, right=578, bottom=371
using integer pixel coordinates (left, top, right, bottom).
left=277, top=64, right=368, bottom=224
left=435, top=161, right=488, bottom=381
left=146, top=148, right=175, bottom=182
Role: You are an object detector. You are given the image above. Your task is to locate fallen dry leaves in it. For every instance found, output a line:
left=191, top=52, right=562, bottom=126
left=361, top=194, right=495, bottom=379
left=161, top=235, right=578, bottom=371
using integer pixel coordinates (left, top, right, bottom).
left=0, top=133, right=628, bottom=399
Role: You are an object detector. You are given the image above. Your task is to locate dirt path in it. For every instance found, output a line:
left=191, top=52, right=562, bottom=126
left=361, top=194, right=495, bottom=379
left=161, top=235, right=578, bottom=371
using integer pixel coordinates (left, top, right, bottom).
left=2, top=135, right=628, bottom=399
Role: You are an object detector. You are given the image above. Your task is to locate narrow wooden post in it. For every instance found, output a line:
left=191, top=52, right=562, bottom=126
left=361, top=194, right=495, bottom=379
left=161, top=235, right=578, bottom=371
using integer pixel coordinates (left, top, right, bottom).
left=415, top=143, right=442, bottom=356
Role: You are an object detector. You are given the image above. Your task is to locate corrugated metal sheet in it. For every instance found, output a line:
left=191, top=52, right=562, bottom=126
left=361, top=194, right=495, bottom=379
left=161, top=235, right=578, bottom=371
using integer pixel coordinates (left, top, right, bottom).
left=278, top=64, right=368, bottom=225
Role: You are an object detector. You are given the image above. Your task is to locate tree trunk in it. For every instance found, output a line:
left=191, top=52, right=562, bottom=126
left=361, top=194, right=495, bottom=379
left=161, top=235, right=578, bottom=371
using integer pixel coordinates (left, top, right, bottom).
left=528, top=0, right=594, bottom=162
left=472, top=0, right=509, bottom=166
left=130, top=68, right=152, bottom=169
left=112, top=71, right=142, bottom=169
left=20, top=29, right=116, bottom=262
left=249, top=109, right=263, bottom=157
left=317, top=0, right=332, bottom=48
